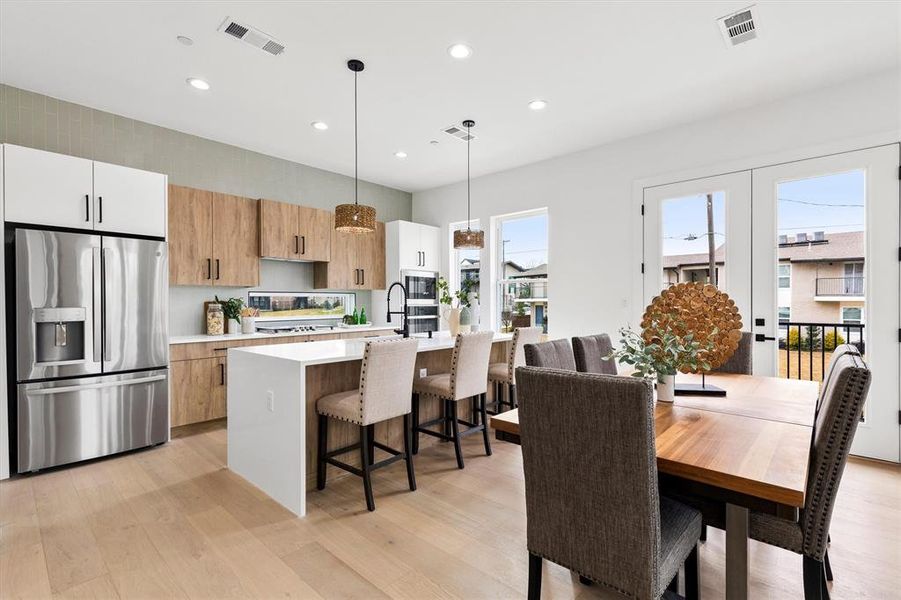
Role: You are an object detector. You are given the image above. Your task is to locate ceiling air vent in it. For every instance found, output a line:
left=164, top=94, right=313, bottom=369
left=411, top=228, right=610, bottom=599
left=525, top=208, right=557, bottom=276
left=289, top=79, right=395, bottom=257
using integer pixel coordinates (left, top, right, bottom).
left=717, top=5, right=757, bottom=47
left=441, top=124, right=478, bottom=142
left=218, top=17, right=285, bottom=56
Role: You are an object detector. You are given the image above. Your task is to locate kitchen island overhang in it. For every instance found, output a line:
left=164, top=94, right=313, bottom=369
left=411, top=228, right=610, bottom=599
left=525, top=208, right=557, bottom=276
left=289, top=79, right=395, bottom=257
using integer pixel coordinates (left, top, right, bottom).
left=227, top=332, right=513, bottom=516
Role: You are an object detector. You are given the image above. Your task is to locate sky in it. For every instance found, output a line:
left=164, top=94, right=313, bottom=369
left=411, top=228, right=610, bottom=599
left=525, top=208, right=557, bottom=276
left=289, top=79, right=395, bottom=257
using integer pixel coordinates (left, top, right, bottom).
left=662, top=170, right=865, bottom=257
left=500, top=213, right=548, bottom=269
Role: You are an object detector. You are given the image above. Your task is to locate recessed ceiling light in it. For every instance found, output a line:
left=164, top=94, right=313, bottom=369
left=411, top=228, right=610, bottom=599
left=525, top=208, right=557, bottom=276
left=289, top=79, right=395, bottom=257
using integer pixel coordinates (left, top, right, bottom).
left=394, top=151, right=408, bottom=159
left=311, top=121, right=329, bottom=131
left=528, top=99, right=548, bottom=111
left=176, top=35, right=194, bottom=46
left=186, top=77, right=210, bottom=91
left=448, top=44, right=473, bottom=59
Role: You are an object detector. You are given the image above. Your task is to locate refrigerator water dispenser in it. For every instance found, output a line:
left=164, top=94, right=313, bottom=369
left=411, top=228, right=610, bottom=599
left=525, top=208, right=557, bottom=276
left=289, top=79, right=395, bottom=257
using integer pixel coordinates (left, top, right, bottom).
left=34, top=307, right=87, bottom=365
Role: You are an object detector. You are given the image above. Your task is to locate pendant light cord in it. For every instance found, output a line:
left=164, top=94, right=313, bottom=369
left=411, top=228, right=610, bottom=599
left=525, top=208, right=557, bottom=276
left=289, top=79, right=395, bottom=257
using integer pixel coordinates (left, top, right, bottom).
left=354, top=70, right=358, bottom=206
left=466, top=121, right=471, bottom=231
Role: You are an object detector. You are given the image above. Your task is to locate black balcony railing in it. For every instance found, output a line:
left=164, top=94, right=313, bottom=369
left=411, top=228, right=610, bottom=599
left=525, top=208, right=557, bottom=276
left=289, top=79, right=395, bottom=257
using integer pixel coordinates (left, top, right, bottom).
left=815, top=276, right=864, bottom=296
left=778, top=322, right=864, bottom=381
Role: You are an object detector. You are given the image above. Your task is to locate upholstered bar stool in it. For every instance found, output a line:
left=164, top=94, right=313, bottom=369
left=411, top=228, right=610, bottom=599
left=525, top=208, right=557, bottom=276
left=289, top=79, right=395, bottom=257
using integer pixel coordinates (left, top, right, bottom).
left=412, top=331, right=494, bottom=469
left=487, top=326, right=542, bottom=414
left=523, top=338, right=577, bottom=370
left=316, top=338, right=419, bottom=512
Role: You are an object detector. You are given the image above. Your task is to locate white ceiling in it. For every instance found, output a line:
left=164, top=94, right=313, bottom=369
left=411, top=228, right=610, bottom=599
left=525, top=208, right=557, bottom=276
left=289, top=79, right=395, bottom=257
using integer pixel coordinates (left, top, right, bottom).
left=1, top=1, right=898, bottom=192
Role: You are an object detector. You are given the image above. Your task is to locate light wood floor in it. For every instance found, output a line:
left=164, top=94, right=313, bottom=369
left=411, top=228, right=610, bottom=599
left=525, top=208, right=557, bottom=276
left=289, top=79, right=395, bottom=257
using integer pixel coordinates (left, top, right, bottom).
left=1, top=421, right=899, bottom=599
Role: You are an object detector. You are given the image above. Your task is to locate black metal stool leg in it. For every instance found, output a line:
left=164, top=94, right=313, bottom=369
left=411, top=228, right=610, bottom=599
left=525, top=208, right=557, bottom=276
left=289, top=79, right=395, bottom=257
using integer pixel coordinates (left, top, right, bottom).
left=824, top=549, right=833, bottom=582
left=480, top=392, right=492, bottom=456
left=528, top=553, right=542, bottom=600
left=412, top=392, right=420, bottom=454
left=317, top=414, right=328, bottom=490
left=366, top=424, right=376, bottom=465
left=359, top=425, right=375, bottom=511
left=403, top=413, right=417, bottom=491
left=471, top=396, right=480, bottom=426
left=510, top=383, right=517, bottom=408
left=450, top=399, right=464, bottom=469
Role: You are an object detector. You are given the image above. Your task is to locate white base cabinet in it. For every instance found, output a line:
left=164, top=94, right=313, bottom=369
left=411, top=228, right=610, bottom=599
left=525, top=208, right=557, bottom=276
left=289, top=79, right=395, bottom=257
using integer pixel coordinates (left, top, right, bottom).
left=2, top=144, right=166, bottom=238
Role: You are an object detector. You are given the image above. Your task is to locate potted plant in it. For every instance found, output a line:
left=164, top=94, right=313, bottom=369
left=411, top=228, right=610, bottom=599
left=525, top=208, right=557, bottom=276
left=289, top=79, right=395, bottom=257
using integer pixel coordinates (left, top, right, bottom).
left=606, top=321, right=714, bottom=402
left=437, top=277, right=475, bottom=336
left=512, top=301, right=531, bottom=329
left=215, top=296, right=245, bottom=335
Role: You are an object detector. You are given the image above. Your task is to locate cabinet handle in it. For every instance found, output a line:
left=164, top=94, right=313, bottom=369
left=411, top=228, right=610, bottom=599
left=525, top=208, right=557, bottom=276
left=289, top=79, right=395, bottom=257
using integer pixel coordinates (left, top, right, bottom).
left=207, top=258, right=212, bottom=280
left=421, top=251, right=425, bottom=266
left=98, top=196, right=103, bottom=223
left=294, top=235, right=299, bottom=254
left=220, top=363, right=225, bottom=386
left=301, top=235, right=306, bottom=255
left=85, top=194, right=90, bottom=222
left=354, top=269, right=359, bottom=285
left=215, top=259, right=221, bottom=280
left=360, top=269, right=365, bottom=286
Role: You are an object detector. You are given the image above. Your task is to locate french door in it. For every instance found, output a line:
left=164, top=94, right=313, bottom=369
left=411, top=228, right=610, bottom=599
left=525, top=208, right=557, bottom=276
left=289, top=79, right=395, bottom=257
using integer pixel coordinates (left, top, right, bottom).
left=643, top=144, right=900, bottom=462
left=752, top=145, right=900, bottom=461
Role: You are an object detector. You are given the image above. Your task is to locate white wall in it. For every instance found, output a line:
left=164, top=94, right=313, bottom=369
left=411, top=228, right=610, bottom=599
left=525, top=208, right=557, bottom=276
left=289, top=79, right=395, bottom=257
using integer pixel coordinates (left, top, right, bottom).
left=413, top=70, right=900, bottom=341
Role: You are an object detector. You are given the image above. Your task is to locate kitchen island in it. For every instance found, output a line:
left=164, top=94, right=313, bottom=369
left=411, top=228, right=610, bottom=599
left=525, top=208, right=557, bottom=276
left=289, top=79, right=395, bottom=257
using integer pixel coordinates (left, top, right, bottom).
left=227, top=331, right=513, bottom=516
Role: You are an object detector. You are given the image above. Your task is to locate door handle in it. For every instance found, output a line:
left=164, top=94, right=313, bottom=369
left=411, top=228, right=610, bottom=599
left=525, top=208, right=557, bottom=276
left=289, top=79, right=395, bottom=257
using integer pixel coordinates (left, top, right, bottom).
left=85, top=194, right=90, bottom=222
left=98, top=196, right=103, bottom=223
left=215, top=259, right=221, bottom=280
left=101, top=247, right=109, bottom=362
left=28, top=374, right=167, bottom=396
left=92, top=247, right=102, bottom=363
left=220, top=363, right=225, bottom=386
left=206, top=258, right=212, bottom=280
left=295, top=235, right=299, bottom=254
left=755, top=334, right=776, bottom=342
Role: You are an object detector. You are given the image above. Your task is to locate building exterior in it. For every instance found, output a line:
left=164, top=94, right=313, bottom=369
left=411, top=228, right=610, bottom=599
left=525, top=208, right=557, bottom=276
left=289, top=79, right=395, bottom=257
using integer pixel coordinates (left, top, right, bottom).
left=663, top=231, right=865, bottom=325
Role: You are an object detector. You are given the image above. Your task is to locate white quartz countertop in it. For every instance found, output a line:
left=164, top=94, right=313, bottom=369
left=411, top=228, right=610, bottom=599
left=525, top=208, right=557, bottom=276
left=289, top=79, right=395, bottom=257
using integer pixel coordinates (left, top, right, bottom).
left=169, top=325, right=398, bottom=345
left=229, top=331, right=514, bottom=366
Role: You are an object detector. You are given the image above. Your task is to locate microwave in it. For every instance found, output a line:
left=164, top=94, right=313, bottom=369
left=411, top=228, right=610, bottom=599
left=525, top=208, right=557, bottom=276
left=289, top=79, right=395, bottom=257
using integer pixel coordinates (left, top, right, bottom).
left=402, top=270, right=438, bottom=304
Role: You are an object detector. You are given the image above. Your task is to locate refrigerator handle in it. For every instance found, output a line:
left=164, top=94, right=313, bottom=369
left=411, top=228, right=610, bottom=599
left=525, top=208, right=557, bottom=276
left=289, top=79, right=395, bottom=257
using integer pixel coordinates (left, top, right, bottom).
left=101, top=247, right=109, bottom=362
left=27, top=374, right=167, bottom=396
left=92, top=247, right=102, bottom=363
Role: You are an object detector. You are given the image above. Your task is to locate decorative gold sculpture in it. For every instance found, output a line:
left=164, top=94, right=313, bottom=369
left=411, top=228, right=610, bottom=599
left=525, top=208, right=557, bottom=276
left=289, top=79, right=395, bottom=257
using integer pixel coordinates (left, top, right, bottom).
left=641, top=282, right=743, bottom=373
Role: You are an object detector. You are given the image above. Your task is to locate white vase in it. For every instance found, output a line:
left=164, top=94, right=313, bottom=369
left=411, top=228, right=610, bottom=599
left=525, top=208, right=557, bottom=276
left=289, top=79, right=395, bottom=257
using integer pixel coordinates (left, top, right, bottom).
left=241, top=316, right=256, bottom=334
left=656, top=375, right=675, bottom=403
left=227, top=318, right=241, bottom=335
left=446, top=308, right=461, bottom=337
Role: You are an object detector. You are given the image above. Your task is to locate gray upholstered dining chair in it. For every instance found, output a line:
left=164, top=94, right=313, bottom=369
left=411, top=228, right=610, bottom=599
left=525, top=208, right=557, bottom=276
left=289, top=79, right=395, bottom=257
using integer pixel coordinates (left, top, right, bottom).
left=713, top=331, right=753, bottom=374
left=316, top=338, right=419, bottom=512
left=412, top=331, right=494, bottom=469
left=748, top=348, right=870, bottom=600
left=523, top=339, right=576, bottom=370
left=572, top=333, right=617, bottom=375
left=487, top=326, right=543, bottom=412
left=517, top=367, right=702, bottom=600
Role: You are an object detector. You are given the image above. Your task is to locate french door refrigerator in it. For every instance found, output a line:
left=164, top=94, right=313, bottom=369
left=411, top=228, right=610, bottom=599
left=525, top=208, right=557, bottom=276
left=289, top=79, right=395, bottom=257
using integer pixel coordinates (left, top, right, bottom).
left=8, top=227, right=168, bottom=472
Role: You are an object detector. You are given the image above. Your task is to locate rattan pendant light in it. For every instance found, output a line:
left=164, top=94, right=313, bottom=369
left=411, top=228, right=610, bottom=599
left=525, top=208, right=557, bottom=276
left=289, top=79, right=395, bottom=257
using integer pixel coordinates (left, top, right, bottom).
left=452, top=120, right=484, bottom=249
left=335, top=59, right=376, bottom=233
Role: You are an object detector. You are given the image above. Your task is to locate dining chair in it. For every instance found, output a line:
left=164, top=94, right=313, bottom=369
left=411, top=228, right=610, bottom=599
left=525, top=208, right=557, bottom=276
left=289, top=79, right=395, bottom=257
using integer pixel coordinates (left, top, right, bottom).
left=411, top=331, right=494, bottom=469
left=748, top=349, right=871, bottom=600
left=523, top=339, right=576, bottom=370
left=713, top=332, right=753, bottom=374
left=517, top=367, right=702, bottom=600
left=572, top=333, right=617, bottom=374
left=315, top=338, right=419, bottom=512
left=487, top=326, right=543, bottom=413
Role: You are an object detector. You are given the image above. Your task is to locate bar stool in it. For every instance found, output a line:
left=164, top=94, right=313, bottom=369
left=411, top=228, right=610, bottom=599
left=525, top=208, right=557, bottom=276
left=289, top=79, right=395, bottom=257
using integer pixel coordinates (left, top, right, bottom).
left=412, top=331, right=494, bottom=469
left=316, top=337, right=419, bottom=512
left=487, top=326, right=542, bottom=413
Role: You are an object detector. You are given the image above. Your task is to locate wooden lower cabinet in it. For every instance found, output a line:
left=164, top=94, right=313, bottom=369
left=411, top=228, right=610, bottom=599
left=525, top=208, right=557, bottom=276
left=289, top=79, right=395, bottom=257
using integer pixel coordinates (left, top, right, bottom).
left=170, top=358, right=224, bottom=427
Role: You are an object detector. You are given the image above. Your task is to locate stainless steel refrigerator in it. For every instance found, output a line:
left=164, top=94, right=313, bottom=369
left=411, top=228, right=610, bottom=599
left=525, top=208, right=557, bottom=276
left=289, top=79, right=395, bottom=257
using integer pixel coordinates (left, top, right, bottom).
left=9, top=228, right=168, bottom=472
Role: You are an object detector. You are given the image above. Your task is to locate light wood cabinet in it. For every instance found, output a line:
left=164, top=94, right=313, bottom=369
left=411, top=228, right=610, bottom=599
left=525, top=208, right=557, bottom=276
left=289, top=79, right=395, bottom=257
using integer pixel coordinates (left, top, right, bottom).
left=170, top=358, right=218, bottom=427
left=259, top=199, right=332, bottom=262
left=168, top=185, right=259, bottom=287
left=313, top=221, right=385, bottom=290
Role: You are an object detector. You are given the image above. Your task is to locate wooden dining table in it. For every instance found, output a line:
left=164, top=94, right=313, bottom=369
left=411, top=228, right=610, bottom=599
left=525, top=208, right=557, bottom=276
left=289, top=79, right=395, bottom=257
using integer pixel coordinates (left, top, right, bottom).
left=490, top=372, right=819, bottom=600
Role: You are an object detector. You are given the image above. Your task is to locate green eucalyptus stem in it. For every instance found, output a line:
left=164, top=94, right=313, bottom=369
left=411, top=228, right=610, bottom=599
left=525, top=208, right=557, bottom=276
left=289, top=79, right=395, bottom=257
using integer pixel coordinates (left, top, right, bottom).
left=605, top=321, right=717, bottom=383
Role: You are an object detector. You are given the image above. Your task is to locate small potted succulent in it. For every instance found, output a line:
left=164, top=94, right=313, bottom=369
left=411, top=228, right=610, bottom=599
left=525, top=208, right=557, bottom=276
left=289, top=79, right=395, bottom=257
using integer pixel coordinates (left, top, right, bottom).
left=216, top=296, right=245, bottom=335
left=606, top=321, right=714, bottom=402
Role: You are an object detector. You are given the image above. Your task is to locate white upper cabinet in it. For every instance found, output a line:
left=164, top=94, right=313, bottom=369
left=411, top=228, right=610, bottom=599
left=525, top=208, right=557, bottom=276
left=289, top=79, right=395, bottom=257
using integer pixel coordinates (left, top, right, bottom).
left=3, top=144, right=94, bottom=229
left=93, top=161, right=166, bottom=237
left=419, top=224, right=440, bottom=271
left=2, top=145, right=166, bottom=237
left=395, top=220, right=441, bottom=271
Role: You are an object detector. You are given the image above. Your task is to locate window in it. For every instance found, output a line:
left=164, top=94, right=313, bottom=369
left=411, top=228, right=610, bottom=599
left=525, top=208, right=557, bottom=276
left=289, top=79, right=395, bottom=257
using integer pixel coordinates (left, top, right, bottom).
left=778, top=264, right=791, bottom=289
left=494, top=209, right=548, bottom=333
left=843, top=262, right=864, bottom=295
left=449, top=220, right=481, bottom=303
left=778, top=306, right=791, bottom=322
left=660, top=192, right=725, bottom=292
left=841, top=307, right=863, bottom=325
